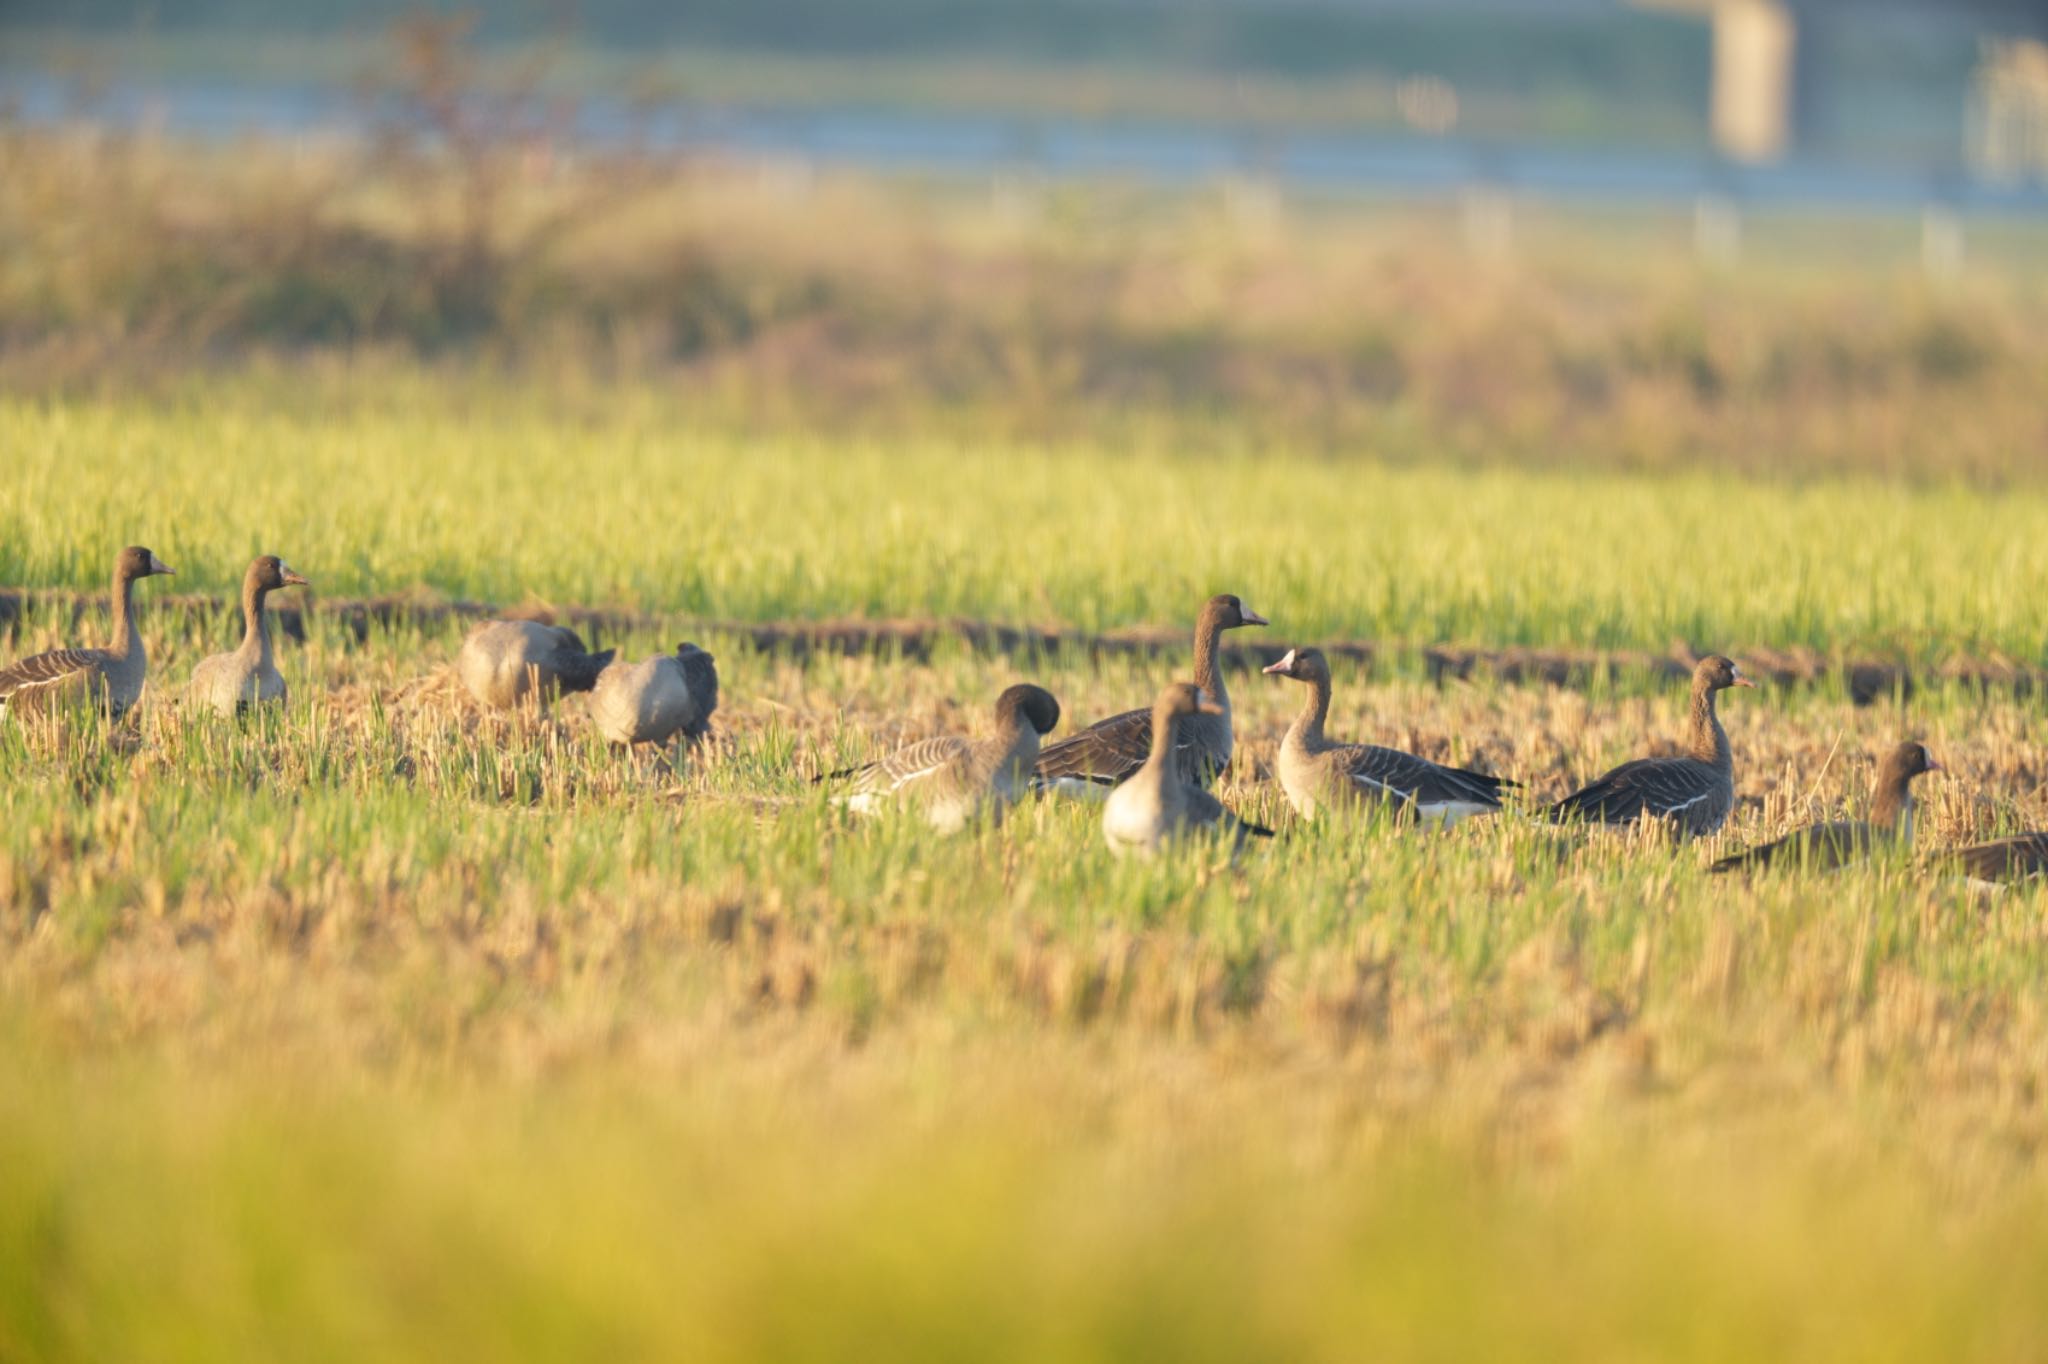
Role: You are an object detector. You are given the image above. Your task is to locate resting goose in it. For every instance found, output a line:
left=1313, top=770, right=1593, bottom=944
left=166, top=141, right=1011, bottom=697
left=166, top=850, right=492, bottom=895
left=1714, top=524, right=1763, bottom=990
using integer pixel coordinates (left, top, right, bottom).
left=0, top=544, right=173, bottom=721
left=189, top=555, right=309, bottom=717
left=1263, top=646, right=1512, bottom=826
left=591, top=642, right=720, bottom=749
left=824, top=683, right=1061, bottom=834
left=1940, top=833, right=2048, bottom=886
left=1102, top=683, right=1273, bottom=859
left=1035, top=593, right=1267, bottom=797
left=1709, top=740, right=1939, bottom=874
left=1546, top=654, right=1755, bottom=839
left=457, top=619, right=615, bottom=712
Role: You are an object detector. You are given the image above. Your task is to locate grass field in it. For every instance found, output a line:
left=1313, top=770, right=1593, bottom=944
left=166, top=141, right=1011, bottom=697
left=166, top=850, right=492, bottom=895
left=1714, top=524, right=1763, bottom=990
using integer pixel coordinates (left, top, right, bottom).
left=7, top=377, right=2048, bottom=1355
left=7, top=90, right=2048, bottom=1357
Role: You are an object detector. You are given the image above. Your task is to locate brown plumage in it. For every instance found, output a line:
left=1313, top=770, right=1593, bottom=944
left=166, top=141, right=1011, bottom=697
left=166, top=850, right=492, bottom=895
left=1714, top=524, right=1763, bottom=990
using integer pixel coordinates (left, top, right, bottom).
left=0, top=545, right=173, bottom=721
left=825, top=684, right=1061, bottom=834
left=189, top=555, right=310, bottom=717
left=1708, top=740, right=1939, bottom=874
left=1941, top=833, right=2048, bottom=885
left=1546, top=655, right=1755, bottom=839
left=1101, top=683, right=1273, bottom=858
left=1034, top=593, right=1267, bottom=797
left=457, top=620, right=615, bottom=711
left=1263, top=646, right=1512, bottom=826
left=590, top=643, right=719, bottom=749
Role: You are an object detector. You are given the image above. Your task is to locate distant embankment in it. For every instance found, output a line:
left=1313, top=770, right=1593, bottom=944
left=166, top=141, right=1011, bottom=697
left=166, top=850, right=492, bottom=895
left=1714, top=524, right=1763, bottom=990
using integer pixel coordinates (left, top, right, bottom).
left=4, top=586, right=2025, bottom=706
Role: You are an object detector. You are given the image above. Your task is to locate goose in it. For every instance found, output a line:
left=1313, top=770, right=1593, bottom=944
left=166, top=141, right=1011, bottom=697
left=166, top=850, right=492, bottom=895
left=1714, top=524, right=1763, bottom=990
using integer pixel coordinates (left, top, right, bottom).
left=590, top=642, right=720, bottom=749
left=189, top=555, right=310, bottom=717
left=1262, top=646, right=1512, bottom=826
left=823, top=683, right=1061, bottom=834
left=1941, top=833, right=2048, bottom=886
left=1709, top=740, right=1939, bottom=873
left=1034, top=593, right=1267, bottom=797
left=457, top=619, right=614, bottom=712
left=0, top=544, right=173, bottom=721
left=1546, top=654, right=1755, bottom=838
left=1102, top=683, right=1273, bottom=859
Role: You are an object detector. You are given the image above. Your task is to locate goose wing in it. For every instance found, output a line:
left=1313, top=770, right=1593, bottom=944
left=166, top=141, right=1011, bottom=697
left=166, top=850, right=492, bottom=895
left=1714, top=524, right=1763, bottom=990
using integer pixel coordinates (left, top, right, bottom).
left=1335, top=744, right=1510, bottom=811
left=0, top=647, right=109, bottom=713
left=1547, top=756, right=1720, bottom=826
left=1708, top=820, right=1876, bottom=874
left=832, top=736, right=974, bottom=798
left=1032, top=707, right=1155, bottom=789
left=1945, top=833, right=2048, bottom=883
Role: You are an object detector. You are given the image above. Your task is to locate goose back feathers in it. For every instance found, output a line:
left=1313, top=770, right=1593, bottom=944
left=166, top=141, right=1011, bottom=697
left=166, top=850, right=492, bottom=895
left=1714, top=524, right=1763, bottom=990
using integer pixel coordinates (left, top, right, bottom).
left=1708, top=740, right=1938, bottom=874
left=1943, top=833, right=2048, bottom=885
left=591, top=642, right=720, bottom=747
left=1546, top=655, right=1754, bottom=838
left=190, top=555, right=309, bottom=717
left=1263, top=647, right=1510, bottom=826
left=0, top=545, right=173, bottom=720
left=827, top=684, right=1060, bottom=834
left=1034, top=594, right=1266, bottom=796
left=458, top=620, right=615, bottom=711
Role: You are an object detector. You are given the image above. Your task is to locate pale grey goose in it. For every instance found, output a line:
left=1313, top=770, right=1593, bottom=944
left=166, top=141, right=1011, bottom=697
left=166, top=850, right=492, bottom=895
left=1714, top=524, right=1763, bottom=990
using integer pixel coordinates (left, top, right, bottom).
left=457, top=619, right=614, bottom=712
left=189, top=555, right=310, bottom=717
left=824, top=684, right=1060, bottom=834
left=1034, top=593, right=1267, bottom=797
left=1709, top=740, right=1938, bottom=874
left=590, top=642, right=720, bottom=749
left=1546, top=655, right=1756, bottom=838
left=1101, top=683, right=1273, bottom=858
left=0, top=545, right=173, bottom=721
left=1262, top=646, right=1512, bottom=826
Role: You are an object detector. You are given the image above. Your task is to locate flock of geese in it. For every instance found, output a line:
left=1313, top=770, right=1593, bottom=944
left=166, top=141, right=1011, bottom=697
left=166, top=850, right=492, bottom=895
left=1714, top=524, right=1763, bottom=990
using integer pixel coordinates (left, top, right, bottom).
left=4, top=547, right=2046, bottom=882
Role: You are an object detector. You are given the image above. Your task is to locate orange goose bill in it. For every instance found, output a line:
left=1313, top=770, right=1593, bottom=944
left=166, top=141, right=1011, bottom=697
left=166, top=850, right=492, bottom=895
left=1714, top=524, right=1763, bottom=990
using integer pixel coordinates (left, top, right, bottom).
left=1263, top=647, right=1513, bottom=826
left=1708, top=740, right=1939, bottom=874
left=1546, top=655, right=1754, bottom=839
left=1033, top=593, right=1266, bottom=798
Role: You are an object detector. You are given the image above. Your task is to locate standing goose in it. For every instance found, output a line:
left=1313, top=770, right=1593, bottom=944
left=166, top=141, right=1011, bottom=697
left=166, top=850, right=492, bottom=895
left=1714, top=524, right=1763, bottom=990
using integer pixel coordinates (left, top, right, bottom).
left=1709, top=740, right=1939, bottom=874
left=1546, top=655, right=1756, bottom=838
left=1262, top=646, right=1512, bottom=826
left=1034, top=593, right=1267, bottom=797
left=1941, top=833, right=2048, bottom=886
left=457, top=619, right=615, bottom=712
left=1102, top=683, right=1273, bottom=859
left=189, top=555, right=310, bottom=717
left=823, top=684, right=1061, bottom=835
left=590, top=642, right=720, bottom=750
left=0, top=545, right=173, bottom=721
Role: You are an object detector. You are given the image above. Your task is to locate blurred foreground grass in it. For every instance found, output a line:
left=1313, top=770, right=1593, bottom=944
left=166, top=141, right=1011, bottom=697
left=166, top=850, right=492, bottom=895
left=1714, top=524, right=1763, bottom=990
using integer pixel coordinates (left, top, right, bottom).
left=3, top=628, right=2048, bottom=1358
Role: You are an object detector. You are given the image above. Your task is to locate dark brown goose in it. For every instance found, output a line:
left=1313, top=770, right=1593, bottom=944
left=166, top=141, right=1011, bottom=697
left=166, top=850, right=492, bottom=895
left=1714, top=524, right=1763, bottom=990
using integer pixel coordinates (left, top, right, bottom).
left=0, top=545, right=173, bottom=721
left=1546, top=655, right=1756, bottom=838
left=189, top=555, right=310, bottom=717
left=824, top=684, right=1061, bottom=834
left=1709, top=740, right=1938, bottom=874
left=1101, top=683, right=1273, bottom=858
left=1941, top=833, right=2048, bottom=885
left=590, top=643, right=719, bottom=749
left=1263, top=646, right=1512, bottom=826
left=1034, top=593, right=1267, bottom=797
left=457, top=620, right=615, bottom=712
